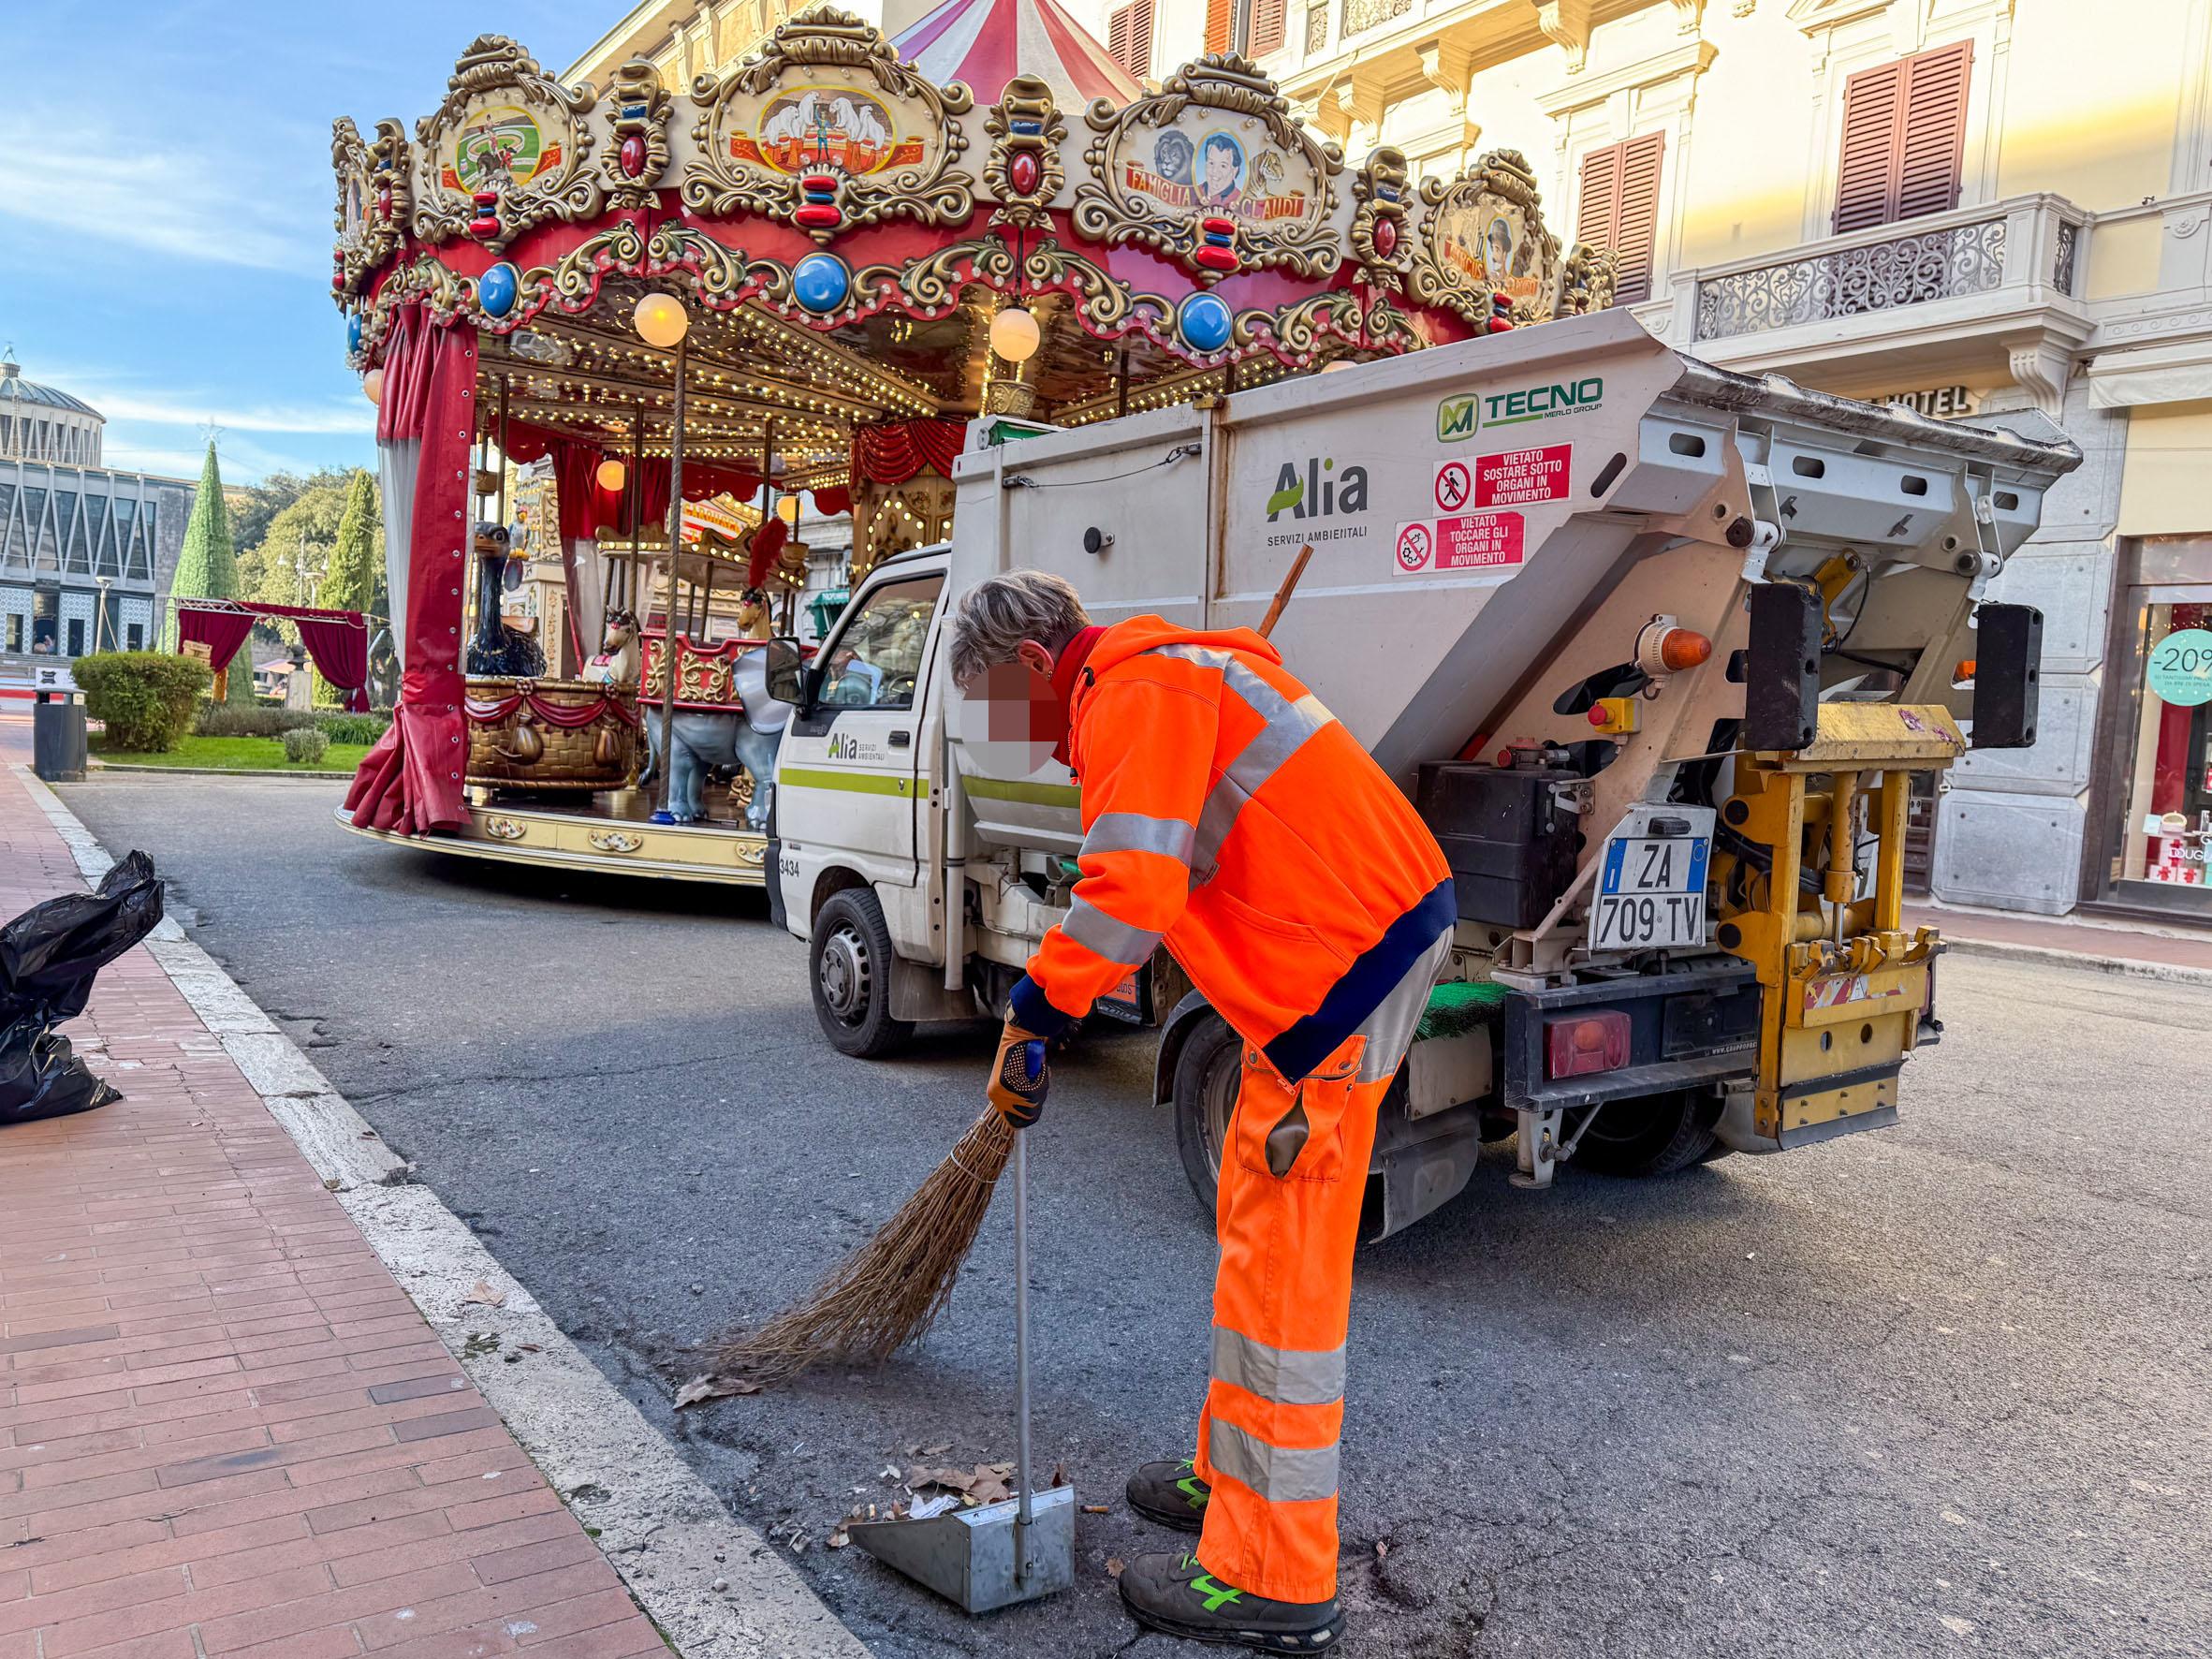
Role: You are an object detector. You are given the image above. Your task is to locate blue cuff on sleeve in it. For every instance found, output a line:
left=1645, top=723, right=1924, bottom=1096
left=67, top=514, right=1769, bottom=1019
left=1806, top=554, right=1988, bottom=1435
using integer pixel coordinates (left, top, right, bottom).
left=1009, top=974, right=1077, bottom=1037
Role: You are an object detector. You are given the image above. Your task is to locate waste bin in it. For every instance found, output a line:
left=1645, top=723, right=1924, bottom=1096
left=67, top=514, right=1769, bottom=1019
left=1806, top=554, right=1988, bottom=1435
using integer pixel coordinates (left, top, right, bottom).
left=32, top=695, right=87, bottom=783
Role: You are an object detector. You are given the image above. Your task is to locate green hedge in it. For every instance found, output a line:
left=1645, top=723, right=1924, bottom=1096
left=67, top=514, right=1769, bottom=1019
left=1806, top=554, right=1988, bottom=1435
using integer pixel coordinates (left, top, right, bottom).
left=75, top=653, right=212, bottom=752
left=282, top=727, right=331, bottom=765
left=315, top=712, right=389, bottom=745
left=194, top=703, right=390, bottom=744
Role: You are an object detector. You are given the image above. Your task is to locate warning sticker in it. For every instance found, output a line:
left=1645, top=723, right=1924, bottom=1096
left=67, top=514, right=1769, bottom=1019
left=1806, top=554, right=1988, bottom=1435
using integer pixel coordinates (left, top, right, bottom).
left=1391, top=512, right=1525, bottom=575
left=1475, top=443, right=1571, bottom=508
left=1432, top=460, right=1472, bottom=515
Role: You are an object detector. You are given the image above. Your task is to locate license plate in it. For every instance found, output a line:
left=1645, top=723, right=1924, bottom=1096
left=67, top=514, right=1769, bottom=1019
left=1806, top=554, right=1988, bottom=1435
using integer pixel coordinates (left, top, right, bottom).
left=1591, top=830, right=1710, bottom=950
left=1092, top=966, right=1150, bottom=1026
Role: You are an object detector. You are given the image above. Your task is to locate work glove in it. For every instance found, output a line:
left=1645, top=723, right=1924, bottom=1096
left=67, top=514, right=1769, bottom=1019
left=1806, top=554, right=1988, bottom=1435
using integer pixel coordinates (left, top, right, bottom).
left=988, top=1018, right=1050, bottom=1128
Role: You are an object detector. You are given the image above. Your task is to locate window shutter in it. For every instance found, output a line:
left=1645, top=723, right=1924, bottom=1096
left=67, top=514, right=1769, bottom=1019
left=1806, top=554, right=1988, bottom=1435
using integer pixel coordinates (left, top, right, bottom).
left=1896, top=40, right=1971, bottom=222
left=1250, top=0, right=1287, bottom=56
left=1611, top=132, right=1665, bottom=304
left=1109, top=0, right=1154, bottom=79
left=1834, top=42, right=1971, bottom=234
left=1204, top=0, right=1233, bottom=55
left=1576, top=143, right=1623, bottom=256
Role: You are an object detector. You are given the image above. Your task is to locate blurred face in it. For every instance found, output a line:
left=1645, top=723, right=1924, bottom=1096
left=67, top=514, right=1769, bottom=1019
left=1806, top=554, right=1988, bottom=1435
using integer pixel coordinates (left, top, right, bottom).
left=956, top=641, right=1066, bottom=774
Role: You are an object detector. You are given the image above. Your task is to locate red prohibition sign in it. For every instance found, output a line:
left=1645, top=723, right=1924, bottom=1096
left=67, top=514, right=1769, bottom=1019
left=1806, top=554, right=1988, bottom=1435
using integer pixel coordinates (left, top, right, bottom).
left=1434, top=461, right=1472, bottom=513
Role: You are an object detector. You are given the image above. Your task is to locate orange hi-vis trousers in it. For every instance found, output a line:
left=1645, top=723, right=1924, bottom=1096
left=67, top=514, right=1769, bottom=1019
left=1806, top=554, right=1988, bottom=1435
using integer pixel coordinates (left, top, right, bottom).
left=1191, top=932, right=1453, bottom=1605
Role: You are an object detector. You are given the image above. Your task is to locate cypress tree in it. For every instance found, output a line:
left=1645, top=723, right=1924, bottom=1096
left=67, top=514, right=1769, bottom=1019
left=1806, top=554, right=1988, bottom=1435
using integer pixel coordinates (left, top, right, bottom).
left=166, top=442, right=252, bottom=701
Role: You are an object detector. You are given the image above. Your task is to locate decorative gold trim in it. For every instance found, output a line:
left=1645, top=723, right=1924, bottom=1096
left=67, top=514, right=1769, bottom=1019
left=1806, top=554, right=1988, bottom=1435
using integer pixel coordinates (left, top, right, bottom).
left=1407, top=148, right=1563, bottom=325
left=681, top=6, right=974, bottom=244
left=984, top=76, right=1064, bottom=230
left=1555, top=242, right=1619, bottom=316
left=332, top=118, right=410, bottom=301
left=734, top=838, right=769, bottom=869
left=1072, top=53, right=1342, bottom=284
left=603, top=58, right=674, bottom=211
left=589, top=830, right=644, bottom=853
left=1349, top=146, right=1412, bottom=293
left=484, top=815, right=528, bottom=841
left=413, top=36, right=604, bottom=249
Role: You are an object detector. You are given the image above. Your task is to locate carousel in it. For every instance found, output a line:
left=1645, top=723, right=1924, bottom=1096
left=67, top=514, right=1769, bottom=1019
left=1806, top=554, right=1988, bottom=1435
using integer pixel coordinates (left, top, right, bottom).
left=329, top=2, right=1617, bottom=884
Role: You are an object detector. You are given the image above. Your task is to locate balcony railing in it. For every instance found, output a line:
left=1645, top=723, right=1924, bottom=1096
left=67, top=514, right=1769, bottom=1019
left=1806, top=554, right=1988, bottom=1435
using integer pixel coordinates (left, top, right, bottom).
left=1689, top=196, right=2087, bottom=345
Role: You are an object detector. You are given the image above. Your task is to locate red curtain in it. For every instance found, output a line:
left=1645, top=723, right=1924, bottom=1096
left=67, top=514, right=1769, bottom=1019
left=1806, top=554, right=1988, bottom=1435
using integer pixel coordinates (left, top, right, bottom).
left=809, top=485, right=853, bottom=517
left=345, top=316, right=476, bottom=836
left=175, top=607, right=256, bottom=673
left=295, top=615, right=371, bottom=713
left=375, top=304, right=434, bottom=446
left=851, top=418, right=966, bottom=487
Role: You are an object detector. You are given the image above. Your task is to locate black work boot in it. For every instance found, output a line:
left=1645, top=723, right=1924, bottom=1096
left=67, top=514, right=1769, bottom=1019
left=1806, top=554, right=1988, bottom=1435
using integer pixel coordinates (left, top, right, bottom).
left=1125, top=1459, right=1210, bottom=1533
left=1118, top=1550, right=1346, bottom=1652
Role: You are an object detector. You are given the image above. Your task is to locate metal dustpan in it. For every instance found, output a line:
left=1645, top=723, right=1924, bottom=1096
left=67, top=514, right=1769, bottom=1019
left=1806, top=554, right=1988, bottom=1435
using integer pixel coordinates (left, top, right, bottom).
left=848, top=1132, right=1076, bottom=1612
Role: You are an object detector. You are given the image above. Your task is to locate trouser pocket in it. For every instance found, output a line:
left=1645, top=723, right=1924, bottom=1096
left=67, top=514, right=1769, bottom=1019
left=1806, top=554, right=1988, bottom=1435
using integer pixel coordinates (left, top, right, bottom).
left=1231, top=1040, right=1365, bottom=1183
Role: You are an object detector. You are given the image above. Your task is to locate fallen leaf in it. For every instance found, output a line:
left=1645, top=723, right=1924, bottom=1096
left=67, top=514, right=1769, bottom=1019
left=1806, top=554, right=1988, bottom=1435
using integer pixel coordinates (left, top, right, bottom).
left=464, top=1280, right=506, bottom=1307
left=674, top=1373, right=763, bottom=1408
left=1106, top=1556, right=1126, bottom=1579
left=878, top=1464, right=901, bottom=1482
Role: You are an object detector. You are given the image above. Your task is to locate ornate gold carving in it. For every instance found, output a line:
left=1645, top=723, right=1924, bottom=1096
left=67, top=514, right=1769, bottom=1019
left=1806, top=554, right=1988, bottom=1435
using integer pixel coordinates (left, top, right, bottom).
left=413, top=36, right=604, bottom=249
left=1408, top=149, right=1563, bottom=326
left=1555, top=242, right=1619, bottom=316
left=483, top=816, right=527, bottom=841
left=1349, top=146, right=1412, bottom=292
left=734, top=837, right=769, bottom=868
left=1073, top=53, right=1342, bottom=283
left=589, top=830, right=645, bottom=853
left=1022, top=238, right=1170, bottom=339
left=603, top=58, right=674, bottom=210
left=681, top=6, right=974, bottom=243
left=984, top=76, right=1064, bottom=230
left=332, top=118, right=411, bottom=300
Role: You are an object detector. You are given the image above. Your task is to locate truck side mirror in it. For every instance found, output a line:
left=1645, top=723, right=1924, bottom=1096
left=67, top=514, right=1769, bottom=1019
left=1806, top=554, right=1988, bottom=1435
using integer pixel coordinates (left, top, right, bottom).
left=764, top=636, right=806, bottom=705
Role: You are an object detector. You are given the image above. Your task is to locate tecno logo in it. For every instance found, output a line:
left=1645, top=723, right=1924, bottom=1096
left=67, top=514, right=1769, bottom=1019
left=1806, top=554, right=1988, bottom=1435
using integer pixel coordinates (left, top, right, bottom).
left=1438, top=376, right=1604, bottom=441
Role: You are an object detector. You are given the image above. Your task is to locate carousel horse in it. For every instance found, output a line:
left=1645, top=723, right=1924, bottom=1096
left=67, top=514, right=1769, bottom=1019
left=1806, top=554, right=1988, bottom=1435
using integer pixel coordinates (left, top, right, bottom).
left=643, top=645, right=792, bottom=830
left=579, top=609, right=640, bottom=686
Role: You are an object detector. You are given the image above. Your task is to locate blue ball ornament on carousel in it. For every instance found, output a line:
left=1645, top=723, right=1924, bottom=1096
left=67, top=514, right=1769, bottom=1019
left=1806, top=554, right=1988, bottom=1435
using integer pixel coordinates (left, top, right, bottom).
left=1178, top=291, right=1234, bottom=355
left=792, top=252, right=851, bottom=316
left=477, top=261, right=520, bottom=320
left=346, top=314, right=363, bottom=358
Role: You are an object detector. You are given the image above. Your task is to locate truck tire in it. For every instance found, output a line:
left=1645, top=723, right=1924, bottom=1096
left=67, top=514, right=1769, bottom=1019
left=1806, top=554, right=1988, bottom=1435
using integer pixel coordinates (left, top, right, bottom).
left=810, top=889, right=914, bottom=1059
left=1573, top=1090, right=1722, bottom=1178
left=1171, top=1011, right=1240, bottom=1218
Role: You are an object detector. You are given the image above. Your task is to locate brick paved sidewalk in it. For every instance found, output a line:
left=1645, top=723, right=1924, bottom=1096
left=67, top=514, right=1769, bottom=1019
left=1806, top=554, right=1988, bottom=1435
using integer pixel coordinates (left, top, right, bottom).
left=0, top=756, right=667, bottom=1658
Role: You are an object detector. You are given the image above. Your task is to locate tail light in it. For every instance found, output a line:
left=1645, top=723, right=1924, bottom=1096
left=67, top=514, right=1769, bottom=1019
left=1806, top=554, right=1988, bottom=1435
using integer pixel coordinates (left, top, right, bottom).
left=1545, top=1010, right=1630, bottom=1079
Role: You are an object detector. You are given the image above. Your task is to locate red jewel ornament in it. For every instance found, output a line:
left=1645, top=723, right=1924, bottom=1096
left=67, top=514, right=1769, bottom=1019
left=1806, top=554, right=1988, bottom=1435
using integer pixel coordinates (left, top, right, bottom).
left=1008, top=151, right=1041, bottom=196
left=620, top=136, right=647, bottom=178
left=469, top=189, right=501, bottom=241
left=1194, top=215, right=1239, bottom=273
left=1371, top=214, right=1399, bottom=258
left=794, top=172, right=842, bottom=230
left=375, top=184, right=393, bottom=219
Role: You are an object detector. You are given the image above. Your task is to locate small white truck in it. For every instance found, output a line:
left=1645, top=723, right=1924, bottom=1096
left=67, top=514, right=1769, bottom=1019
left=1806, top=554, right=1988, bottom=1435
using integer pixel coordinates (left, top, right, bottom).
left=762, top=310, right=2078, bottom=1237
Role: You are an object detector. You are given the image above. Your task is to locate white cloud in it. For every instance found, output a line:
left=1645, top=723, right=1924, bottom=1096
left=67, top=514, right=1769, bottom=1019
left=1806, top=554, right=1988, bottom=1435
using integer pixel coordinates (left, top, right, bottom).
left=0, top=108, right=315, bottom=272
left=83, top=389, right=374, bottom=437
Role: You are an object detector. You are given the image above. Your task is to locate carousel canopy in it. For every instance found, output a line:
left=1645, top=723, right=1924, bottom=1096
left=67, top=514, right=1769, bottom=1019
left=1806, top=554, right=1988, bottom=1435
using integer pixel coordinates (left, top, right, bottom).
left=892, top=0, right=1141, bottom=106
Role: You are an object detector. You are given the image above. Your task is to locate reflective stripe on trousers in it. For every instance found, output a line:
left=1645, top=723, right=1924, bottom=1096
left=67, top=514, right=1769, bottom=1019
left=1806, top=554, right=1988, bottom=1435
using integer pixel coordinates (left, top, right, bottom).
left=1192, top=928, right=1454, bottom=1604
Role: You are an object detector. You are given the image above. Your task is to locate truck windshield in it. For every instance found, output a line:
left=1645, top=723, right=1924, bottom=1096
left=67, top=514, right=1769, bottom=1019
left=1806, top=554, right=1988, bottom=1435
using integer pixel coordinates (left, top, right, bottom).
left=818, top=576, right=944, bottom=711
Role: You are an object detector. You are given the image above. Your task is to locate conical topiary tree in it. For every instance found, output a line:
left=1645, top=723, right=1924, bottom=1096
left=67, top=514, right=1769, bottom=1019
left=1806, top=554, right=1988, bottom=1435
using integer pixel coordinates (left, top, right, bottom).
left=166, top=441, right=253, bottom=700
left=315, top=470, right=381, bottom=706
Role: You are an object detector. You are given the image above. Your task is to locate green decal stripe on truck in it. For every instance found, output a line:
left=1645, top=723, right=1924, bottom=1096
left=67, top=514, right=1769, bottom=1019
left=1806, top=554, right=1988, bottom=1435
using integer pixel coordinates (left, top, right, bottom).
left=780, top=768, right=918, bottom=798
left=963, top=777, right=1083, bottom=808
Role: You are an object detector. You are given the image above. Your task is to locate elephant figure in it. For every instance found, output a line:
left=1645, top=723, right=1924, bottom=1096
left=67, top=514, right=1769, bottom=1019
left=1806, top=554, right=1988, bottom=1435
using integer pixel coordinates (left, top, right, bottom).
left=642, top=645, right=791, bottom=830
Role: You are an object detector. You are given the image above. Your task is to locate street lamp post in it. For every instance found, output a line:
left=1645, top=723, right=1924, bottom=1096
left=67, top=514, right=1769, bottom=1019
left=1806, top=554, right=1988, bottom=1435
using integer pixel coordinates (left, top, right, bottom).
left=93, top=577, right=112, bottom=653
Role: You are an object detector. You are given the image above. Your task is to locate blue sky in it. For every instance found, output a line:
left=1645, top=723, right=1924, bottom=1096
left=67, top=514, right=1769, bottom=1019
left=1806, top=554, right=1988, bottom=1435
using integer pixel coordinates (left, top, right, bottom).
left=0, top=2, right=614, bottom=484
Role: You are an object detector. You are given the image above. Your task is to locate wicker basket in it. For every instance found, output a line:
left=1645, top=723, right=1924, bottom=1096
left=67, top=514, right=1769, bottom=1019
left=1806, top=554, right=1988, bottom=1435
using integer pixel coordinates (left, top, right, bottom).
left=465, top=677, right=640, bottom=791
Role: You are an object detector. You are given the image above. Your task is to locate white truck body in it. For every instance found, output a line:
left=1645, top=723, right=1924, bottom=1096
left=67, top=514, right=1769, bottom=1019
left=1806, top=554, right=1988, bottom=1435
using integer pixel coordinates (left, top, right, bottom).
left=768, top=311, right=2078, bottom=1233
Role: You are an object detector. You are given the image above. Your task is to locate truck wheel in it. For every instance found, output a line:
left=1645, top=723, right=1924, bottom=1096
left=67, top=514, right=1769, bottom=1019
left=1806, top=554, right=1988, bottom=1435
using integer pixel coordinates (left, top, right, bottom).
left=1573, top=1090, right=1722, bottom=1178
left=811, top=889, right=914, bottom=1059
left=1172, top=1012, right=1240, bottom=1218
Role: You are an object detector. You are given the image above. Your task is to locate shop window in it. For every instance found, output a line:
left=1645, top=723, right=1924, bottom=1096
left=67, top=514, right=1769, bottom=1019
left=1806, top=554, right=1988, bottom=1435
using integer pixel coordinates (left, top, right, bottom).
left=126, top=622, right=144, bottom=651
left=1575, top=133, right=1665, bottom=306
left=1834, top=41, right=1971, bottom=234
left=4, top=614, right=19, bottom=653
left=1111, top=0, right=1157, bottom=79
left=66, top=617, right=85, bottom=657
left=2121, top=602, right=2212, bottom=891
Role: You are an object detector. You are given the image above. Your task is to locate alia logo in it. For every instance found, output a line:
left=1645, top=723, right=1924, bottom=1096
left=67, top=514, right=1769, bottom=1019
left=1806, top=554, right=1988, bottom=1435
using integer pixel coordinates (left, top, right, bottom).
left=1266, top=457, right=1370, bottom=521
left=828, top=732, right=862, bottom=760
left=1437, top=376, right=1604, bottom=442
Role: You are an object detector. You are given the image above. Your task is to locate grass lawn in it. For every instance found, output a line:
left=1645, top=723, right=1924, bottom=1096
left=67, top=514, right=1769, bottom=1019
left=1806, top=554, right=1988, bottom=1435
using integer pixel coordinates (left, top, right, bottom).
left=90, top=735, right=373, bottom=773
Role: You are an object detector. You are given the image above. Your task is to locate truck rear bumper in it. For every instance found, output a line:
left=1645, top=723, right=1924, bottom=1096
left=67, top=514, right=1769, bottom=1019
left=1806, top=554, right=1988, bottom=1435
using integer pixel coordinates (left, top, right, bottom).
left=1500, top=959, right=1759, bottom=1112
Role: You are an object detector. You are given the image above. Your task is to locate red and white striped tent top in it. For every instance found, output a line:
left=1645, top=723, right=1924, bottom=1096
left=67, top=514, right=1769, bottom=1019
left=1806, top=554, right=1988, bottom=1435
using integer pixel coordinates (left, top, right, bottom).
left=892, top=0, right=1143, bottom=107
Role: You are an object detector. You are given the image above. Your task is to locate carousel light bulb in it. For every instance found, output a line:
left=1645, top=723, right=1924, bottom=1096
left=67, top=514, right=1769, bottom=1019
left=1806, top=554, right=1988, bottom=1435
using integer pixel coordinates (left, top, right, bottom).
left=596, top=458, right=626, bottom=492
left=990, top=304, right=1041, bottom=363
left=634, top=293, right=690, bottom=348
left=362, top=367, right=385, bottom=404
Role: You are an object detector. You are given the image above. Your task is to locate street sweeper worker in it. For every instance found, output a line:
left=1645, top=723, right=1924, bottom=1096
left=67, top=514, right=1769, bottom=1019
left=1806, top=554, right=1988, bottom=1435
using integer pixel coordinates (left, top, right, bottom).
left=948, top=570, right=1454, bottom=1652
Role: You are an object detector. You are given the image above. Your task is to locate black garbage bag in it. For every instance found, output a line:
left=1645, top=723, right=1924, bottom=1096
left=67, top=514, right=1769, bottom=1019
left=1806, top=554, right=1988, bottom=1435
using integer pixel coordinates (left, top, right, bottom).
left=0, top=851, right=165, bottom=1126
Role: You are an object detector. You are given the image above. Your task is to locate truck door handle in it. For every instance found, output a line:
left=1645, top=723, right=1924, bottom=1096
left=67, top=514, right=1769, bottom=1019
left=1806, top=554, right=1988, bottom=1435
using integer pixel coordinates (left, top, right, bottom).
left=888, top=729, right=911, bottom=747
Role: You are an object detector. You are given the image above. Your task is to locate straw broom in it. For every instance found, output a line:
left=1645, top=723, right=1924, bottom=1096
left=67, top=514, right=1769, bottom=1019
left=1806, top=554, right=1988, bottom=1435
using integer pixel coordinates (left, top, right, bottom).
left=691, top=550, right=1316, bottom=1394
left=704, top=1108, right=1013, bottom=1387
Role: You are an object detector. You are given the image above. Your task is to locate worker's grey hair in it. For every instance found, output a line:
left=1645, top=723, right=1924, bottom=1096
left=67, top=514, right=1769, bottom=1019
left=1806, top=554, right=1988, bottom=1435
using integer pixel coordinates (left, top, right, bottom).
left=946, top=570, right=1090, bottom=687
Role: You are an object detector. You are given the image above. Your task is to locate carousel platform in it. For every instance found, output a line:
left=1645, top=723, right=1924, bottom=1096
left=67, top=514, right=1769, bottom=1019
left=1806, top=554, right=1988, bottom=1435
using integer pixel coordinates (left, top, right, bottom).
left=334, top=788, right=769, bottom=885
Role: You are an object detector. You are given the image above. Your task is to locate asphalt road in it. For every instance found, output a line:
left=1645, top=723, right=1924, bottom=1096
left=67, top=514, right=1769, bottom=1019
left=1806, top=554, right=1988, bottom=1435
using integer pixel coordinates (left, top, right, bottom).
left=57, top=771, right=2212, bottom=1659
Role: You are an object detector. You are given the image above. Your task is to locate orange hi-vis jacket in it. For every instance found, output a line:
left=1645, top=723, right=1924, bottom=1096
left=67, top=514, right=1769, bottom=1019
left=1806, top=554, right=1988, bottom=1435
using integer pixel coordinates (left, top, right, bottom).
left=1007, top=616, right=1455, bottom=1080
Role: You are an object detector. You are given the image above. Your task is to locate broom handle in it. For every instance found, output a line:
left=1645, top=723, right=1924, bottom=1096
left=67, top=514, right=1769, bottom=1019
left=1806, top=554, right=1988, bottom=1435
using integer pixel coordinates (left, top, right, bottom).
left=1013, top=1127, right=1033, bottom=1536
left=1256, top=545, right=1312, bottom=640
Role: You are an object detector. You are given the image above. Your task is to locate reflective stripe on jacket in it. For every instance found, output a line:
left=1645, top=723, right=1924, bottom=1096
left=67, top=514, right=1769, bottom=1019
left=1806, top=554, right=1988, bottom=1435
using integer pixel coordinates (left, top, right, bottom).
left=1008, top=615, right=1454, bottom=1081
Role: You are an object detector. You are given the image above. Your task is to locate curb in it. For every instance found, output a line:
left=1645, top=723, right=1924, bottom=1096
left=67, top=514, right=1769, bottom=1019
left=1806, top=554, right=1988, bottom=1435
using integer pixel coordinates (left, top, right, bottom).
left=89, top=762, right=356, bottom=779
left=1940, top=933, right=2212, bottom=987
left=14, top=763, right=870, bottom=1659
